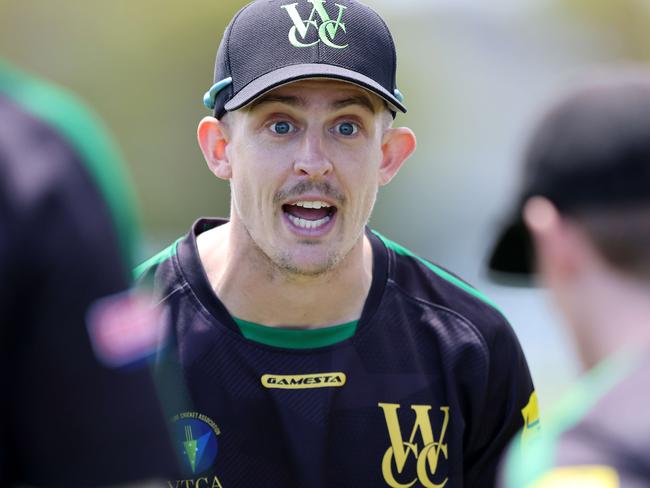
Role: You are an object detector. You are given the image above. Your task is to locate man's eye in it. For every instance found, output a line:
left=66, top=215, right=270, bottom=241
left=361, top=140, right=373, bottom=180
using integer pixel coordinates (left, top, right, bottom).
left=269, top=121, right=294, bottom=135
left=334, top=122, right=359, bottom=136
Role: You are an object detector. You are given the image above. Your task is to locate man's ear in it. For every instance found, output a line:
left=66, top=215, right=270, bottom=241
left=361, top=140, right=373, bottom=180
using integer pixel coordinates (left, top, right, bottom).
left=197, top=116, right=232, bottom=180
left=378, top=127, right=417, bottom=186
left=524, top=196, right=582, bottom=283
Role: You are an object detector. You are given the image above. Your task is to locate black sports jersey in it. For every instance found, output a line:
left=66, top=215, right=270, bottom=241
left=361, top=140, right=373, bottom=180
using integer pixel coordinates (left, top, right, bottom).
left=0, top=62, right=177, bottom=485
left=142, top=218, right=537, bottom=488
left=501, top=350, right=650, bottom=488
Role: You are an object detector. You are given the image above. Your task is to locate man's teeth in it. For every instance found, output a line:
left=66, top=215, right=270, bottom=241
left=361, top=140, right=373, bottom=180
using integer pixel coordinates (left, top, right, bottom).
left=292, top=201, right=331, bottom=209
left=287, top=214, right=331, bottom=229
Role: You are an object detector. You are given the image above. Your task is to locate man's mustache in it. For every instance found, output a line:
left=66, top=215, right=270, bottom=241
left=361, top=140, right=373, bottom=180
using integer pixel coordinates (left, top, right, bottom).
left=274, top=181, right=345, bottom=206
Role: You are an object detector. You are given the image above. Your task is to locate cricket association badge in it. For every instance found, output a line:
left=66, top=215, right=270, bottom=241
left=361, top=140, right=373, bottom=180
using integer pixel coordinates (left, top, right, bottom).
left=169, top=412, right=225, bottom=487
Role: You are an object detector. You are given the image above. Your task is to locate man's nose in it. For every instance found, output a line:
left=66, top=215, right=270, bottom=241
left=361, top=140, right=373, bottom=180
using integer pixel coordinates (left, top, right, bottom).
left=293, top=130, right=333, bottom=178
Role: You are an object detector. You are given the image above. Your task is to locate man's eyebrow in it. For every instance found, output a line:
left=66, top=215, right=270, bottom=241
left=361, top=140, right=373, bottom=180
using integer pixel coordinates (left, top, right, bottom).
left=249, top=95, right=306, bottom=111
left=332, top=95, right=377, bottom=114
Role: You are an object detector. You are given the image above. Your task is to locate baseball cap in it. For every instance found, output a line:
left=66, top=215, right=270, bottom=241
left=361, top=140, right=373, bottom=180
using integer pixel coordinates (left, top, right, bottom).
left=203, top=0, right=407, bottom=119
left=488, top=71, right=650, bottom=279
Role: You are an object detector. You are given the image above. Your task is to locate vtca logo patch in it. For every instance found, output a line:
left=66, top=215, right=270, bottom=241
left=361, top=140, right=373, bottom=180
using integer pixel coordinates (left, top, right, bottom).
left=281, top=0, right=348, bottom=49
left=171, top=412, right=221, bottom=475
left=378, top=403, right=450, bottom=488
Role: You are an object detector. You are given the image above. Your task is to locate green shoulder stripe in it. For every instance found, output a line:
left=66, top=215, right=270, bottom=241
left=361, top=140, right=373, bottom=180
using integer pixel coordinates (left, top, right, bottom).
left=133, top=237, right=183, bottom=281
left=372, top=231, right=502, bottom=314
left=0, top=60, right=139, bottom=269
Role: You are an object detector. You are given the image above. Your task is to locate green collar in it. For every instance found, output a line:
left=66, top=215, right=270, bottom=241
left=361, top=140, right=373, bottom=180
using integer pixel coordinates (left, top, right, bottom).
left=233, top=317, right=357, bottom=349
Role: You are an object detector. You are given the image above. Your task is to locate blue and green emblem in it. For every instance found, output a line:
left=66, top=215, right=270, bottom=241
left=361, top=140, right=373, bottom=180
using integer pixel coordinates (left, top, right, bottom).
left=172, top=412, right=220, bottom=475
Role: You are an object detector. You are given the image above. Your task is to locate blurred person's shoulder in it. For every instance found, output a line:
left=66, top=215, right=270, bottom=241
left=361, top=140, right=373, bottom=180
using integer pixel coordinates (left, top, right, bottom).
left=0, top=61, right=181, bottom=486
left=501, top=351, right=650, bottom=488
left=0, top=60, right=138, bottom=267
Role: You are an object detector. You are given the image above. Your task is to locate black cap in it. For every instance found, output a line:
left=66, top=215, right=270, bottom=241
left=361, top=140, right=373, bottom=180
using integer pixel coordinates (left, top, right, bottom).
left=488, top=71, right=650, bottom=279
left=203, top=0, right=407, bottom=118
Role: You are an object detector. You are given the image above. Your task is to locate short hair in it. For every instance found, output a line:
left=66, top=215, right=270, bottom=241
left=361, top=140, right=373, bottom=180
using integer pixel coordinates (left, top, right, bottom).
left=571, top=206, right=650, bottom=279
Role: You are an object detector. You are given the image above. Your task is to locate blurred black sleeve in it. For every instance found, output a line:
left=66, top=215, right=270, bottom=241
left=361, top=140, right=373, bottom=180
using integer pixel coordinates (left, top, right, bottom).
left=0, top=91, right=179, bottom=486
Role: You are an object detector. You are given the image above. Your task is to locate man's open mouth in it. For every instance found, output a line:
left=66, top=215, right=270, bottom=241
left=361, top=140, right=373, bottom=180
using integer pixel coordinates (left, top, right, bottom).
left=282, top=200, right=338, bottom=231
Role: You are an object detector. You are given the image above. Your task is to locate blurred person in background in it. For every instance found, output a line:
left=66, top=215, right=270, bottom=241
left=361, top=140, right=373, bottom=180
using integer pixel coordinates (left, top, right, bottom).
left=137, top=0, right=538, bottom=486
left=0, top=60, right=178, bottom=486
left=490, top=70, right=650, bottom=487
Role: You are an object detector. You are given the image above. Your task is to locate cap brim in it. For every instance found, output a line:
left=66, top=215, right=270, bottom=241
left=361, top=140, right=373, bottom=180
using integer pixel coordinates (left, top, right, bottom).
left=224, top=63, right=407, bottom=114
left=487, top=214, right=537, bottom=286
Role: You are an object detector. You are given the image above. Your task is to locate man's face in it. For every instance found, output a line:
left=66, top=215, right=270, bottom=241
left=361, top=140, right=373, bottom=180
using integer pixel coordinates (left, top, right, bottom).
left=221, top=79, right=392, bottom=276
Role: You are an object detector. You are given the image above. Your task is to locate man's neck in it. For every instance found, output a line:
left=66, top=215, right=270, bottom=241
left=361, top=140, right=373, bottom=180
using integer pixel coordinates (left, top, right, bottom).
left=196, top=222, right=374, bottom=328
left=574, top=267, right=650, bottom=370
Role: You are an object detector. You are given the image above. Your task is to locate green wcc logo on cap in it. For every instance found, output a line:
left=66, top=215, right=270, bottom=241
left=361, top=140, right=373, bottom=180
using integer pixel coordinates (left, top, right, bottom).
left=281, top=0, right=348, bottom=49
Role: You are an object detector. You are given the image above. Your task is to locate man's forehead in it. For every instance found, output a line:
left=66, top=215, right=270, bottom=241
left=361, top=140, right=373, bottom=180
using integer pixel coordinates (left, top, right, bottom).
left=248, top=79, right=384, bottom=113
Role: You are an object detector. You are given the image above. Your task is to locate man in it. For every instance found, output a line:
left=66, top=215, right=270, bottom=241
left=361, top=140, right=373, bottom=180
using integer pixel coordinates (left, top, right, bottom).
left=0, top=60, right=178, bottom=485
left=139, top=1, right=537, bottom=486
left=490, top=71, right=650, bottom=487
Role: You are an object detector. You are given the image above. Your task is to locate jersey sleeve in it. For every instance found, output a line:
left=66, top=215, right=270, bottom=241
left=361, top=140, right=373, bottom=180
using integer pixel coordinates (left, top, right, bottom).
left=463, top=313, right=539, bottom=487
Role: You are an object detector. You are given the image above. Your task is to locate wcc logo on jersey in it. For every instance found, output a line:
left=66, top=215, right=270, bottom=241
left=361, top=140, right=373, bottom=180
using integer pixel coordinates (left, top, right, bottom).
left=379, top=403, right=450, bottom=488
left=281, top=0, right=349, bottom=49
